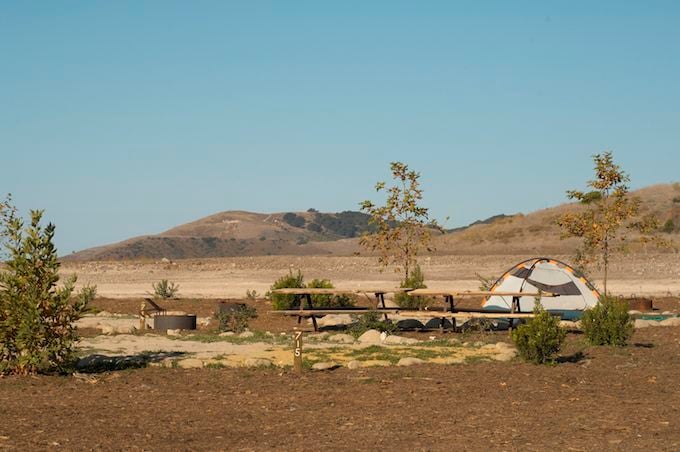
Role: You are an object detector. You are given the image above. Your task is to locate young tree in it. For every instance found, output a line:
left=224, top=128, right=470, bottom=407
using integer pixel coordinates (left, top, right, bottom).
left=359, top=162, right=440, bottom=280
left=557, top=151, right=664, bottom=295
left=0, top=200, right=89, bottom=375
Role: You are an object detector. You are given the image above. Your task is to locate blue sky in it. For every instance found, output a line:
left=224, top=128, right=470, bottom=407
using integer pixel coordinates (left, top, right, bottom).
left=1, top=1, right=679, bottom=254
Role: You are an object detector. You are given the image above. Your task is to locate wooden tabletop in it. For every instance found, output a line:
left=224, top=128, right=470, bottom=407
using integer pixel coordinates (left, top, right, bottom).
left=407, top=289, right=560, bottom=297
left=270, top=288, right=412, bottom=295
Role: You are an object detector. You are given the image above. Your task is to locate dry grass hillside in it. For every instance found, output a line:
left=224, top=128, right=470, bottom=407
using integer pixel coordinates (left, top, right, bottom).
left=435, top=183, right=680, bottom=255
left=65, top=183, right=680, bottom=261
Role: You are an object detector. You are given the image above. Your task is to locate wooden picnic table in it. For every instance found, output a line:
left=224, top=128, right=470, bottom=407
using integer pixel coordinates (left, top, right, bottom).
left=270, top=288, right=559, bottom=332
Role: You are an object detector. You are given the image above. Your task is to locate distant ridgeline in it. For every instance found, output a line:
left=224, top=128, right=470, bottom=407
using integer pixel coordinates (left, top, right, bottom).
left=282, top=211, right=376, bottom=239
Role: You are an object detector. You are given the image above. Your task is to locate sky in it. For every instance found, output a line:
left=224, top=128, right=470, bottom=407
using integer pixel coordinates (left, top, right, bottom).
left=1, top=1, right=679, bottom=254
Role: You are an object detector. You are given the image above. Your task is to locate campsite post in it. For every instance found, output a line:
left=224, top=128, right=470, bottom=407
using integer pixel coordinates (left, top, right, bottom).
left=294, top=330, right=303, bottom=374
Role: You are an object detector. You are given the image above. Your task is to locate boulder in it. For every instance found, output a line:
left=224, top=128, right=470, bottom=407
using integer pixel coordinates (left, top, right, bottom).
left=239, top=331, right=255, bottom=338
left=383, top=335, right=419, bottom=345
left=311, top=362, right=339, bottom=371
left=346, top=360, right=362, bottom=370
left=357, top=329, right=383, bottom=344
left=166, top=329, right=181, bottom=336
left=328, top=334, right=355, bottom=344
left=243, top=358, right=272, bottom=368
left=635, top=319, right=660, bottom=329
left=493, top=350, right=517, bottom=362
left=659, top=317, right=680, bottom=327
left=397, top=357, right=425, bottom=367
left=219, top=331, right=235, bottom=337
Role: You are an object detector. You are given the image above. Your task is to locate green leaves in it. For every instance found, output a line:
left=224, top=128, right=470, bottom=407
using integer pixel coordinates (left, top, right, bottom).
left=359, top=162, right=439, bottom=279
left=511, top=302, right=566, bottom=365
left=0, top=202, right=89, bottom=375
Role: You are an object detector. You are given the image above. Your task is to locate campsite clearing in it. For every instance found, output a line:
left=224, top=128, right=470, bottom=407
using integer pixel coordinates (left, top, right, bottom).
left=2, top=324, right=680, bottom=450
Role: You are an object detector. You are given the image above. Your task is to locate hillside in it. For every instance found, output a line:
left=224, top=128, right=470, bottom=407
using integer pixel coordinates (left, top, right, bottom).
left=65, top=183, right=680, bottom=261
left=65, top=210, right=373, bottom=260
left=434, top=183, right=680, bottom=255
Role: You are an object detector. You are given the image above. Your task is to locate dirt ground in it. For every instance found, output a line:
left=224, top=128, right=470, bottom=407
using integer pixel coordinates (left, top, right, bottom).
left=2, top=325, right=680, bottom=451
left=62, top=254, right=680, bottom=299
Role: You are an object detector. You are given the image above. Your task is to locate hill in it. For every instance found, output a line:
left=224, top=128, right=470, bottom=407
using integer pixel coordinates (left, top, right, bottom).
left=65, top=210, right=374, bottom=261
left=65, top=183, right=680, bottom=261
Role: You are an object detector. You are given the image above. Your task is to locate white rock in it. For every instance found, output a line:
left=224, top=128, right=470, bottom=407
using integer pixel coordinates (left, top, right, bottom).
left=115, top=325, right=136, bottom=334
left=659, top=317, right=680, bottom=327
left=346, top=360, right=362, bottom=370
left=493, top=350, right=517, bottom=362
left=96, top=311, right=113, bottom=317
left=219, top=331, right=235, bottom=337
left=166, top=329, right=181, bottom=336
left=100, top=325, right=115, bottom=335
left=628, top=310, right=642, bottom=315
left=311, top=362, right=338, bottom=371
left=328, top=333, right=355, bottom=344
left=634, top=319, right=660, bottom=329
left=357, top=329, right=383, bottom=344
left=383, top=335, right=419, bottom=345
left=239, top=331, right=255, bottom=338
left=397, top=357, right=425, bottom=367
left=177, top=358, right=203, bottom=369
left=662, top=311, right=675, bottom=316
left=243, top=358, right=272, bottom=368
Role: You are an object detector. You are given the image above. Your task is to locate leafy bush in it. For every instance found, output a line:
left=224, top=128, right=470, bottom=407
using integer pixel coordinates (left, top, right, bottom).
left=0, top=208, right=89, bottom=375
left=215, top=305, right=257, bottom=333
left=394, top=264, right=432, bottom=309
left=306, top=278, right=355, bottom=308
left=662, top=219, right=675, bottom=233
left=79, top=284, right=98, bottom=304
left=349, top=312, right=397, bottom=337
left=152, top=279, right=180, bottom=299
left=282, top=212, right=306, bottom=228
left=245, top=289, right=259, bottom=301
left=511, top=301, right=566, bottom=364
left=581, top=295, right=634, bottom=346
left=268, top=270, right=305, bottom=310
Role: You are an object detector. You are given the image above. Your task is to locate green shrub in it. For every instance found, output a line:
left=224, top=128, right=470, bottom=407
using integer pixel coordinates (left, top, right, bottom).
left=581, top=295, right=633, bottom=346
left=215, top=305, right=257, bottom=333
left=394, top=264, right=432, bottom=309
left=511, top=302, right=566, bottom=364
left=268, top=270, right=305, bottom=310
left=662, top=219, right=675, bottom=233
left=0, top=208, right=89, bottom=375
left=79, top=284, right=98, bottom=304
left=152, top=279, right=180, bottom=299
left=306, top=278, right=355, bottom=308
left=349, top=312, right=397, bottom=337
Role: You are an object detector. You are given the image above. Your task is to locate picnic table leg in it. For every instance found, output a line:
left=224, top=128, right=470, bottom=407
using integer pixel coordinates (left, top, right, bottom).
left=508, top=296, right=519, bottom=334
left=296, top=295, right=303, bottom=325
left=379, top=293, right=389, bottom=321
left=446, top=295, right=456, bottom=332
left=305, top=293, right=318, bottom=332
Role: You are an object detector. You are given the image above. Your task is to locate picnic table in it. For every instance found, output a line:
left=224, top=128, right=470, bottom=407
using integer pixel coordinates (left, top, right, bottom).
left=270, top=288, right=559, bottom=332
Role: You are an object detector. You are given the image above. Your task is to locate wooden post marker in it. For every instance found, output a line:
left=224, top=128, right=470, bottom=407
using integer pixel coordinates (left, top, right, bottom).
left=294, top=331, right=303, bottom=374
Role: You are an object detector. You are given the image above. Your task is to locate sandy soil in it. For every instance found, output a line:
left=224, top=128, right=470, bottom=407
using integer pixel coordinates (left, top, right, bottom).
left=3, top=325, right=680, bottom=451
left=62, top=254, right=680, bottom=299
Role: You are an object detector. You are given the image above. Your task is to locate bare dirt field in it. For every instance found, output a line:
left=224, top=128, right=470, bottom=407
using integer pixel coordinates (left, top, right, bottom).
left=62, top=254, right=680, bottom=299
left=2, top=325, right=680, bottom=451
left=2, top=253, right=679, bottom=450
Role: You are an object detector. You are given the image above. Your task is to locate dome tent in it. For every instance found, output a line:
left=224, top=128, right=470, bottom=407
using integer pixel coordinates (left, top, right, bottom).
left=482, top=257, right=600, bottom=319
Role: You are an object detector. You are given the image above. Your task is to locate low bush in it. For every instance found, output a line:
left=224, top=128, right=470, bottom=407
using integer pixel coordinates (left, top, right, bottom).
left=512, top=301, right=566, bottom=364
left=581, top=295, right=633, bottom=346
left=349, top=312, right=397, bottom=337
left=79, top=284, right=98, bottom=304
left=394, top=264, right=432, bottom=309
left=215, top=305, right=257, bottom=333
left=245, top=289, right=259, bottom=301
left=306, top=278, right=355, bottom=308
left=267, top=270, right=305, bottom=310
left=152, top=279, right=179, bottom=299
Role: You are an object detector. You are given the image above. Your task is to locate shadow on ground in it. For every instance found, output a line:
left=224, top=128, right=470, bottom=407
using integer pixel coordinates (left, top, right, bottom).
left=76, top=351, right=186, bottom=373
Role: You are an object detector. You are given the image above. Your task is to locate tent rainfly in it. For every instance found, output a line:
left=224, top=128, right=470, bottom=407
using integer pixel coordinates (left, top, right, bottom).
left=482, top=257, right=600, bottom=317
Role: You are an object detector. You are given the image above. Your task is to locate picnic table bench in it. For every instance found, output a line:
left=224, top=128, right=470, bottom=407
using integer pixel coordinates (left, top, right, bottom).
left=270, top=288, right=559, bottom=332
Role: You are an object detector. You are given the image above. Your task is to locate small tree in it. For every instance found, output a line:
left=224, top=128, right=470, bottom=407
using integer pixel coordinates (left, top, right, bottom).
left=512, top=301, right=566, bottom=365
left=557, top=151, right=664, bottom=295
left=0, top=205, right=89, bottom=375
left=151, top=279, right=180, bottom=299
left=359, top=162, right=440, bottom=280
